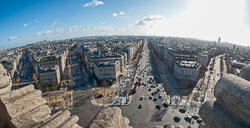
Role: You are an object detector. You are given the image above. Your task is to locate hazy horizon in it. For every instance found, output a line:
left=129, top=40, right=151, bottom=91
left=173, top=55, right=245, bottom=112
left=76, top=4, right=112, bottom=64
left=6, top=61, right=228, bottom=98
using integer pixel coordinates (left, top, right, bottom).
left=1, top=0, right=250, bottom=49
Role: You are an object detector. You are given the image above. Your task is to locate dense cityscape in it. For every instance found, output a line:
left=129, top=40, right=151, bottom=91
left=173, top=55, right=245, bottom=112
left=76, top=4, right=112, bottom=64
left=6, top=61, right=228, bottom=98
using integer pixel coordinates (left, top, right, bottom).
left=0, top=35, right=250, bottom=128
left=1, top=0, right=250, bottom=128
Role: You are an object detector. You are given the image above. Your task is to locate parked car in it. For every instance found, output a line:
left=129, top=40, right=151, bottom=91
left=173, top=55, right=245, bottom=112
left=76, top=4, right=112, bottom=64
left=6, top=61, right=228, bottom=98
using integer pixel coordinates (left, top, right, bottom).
left=184, top=116, right=192, bottom=123
left=139, top=96, right=144, bottom=100
left=163, top=103, right=168, bottom=108
left=159, top=94, right=162, bottom=99
left=155, top=105, right=161, bottom=109
left=153, top=96, right=157, bottom=101
left=138, top=103, right=143, bottom=109
left=149, top=96, right=152, bottom=100
left=157, top=88, right=160, bottom=92
left=173, top=116, right=181, bottom=123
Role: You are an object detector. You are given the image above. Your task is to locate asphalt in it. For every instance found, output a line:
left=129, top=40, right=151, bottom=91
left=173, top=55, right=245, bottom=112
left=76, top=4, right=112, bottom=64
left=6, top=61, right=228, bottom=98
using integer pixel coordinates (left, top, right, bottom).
left=69, top=90, right=101, bottom=127
left=120, top=41, right=200, bottom=128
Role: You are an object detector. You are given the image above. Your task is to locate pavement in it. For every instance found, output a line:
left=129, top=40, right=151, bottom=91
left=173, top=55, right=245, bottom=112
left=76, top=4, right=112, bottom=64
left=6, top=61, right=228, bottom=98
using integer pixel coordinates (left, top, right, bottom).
left=69, top=90, right=101, bottom=127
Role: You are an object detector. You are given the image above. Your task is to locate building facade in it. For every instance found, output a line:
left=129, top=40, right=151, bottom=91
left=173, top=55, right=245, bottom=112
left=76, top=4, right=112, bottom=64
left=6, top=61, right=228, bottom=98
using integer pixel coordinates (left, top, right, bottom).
left=174, top=61, right=200, bottom=82
left=38, top=66, right=61, bottom=86
left=94, top=60, right=120, bottom=81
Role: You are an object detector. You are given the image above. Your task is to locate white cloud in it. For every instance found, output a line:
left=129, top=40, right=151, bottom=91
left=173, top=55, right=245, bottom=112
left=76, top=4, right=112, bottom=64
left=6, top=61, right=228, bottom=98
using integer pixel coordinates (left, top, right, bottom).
left=112, top=13, right=118, bottom=17
left=120, top=11, right=125, bottom=15
left=140, top=0, right=250, bottom=46
left=135, top=15, right=165, bottom=25
left=36, top=30, right=54, bottom=36
left=135, top=20, right=146, bottom=25
left=143, top=15, right=164, bottom=21
left=24, top=24, right=28, bottom=27
left=113, top=11, right=127, bottom=18
left=55, top=28, right=64, bottom=33
left=66, top=25, right=82, bottom=34
left=94, top=26, right=114, bottom=32
left=51, top=22, right=57, bottom=27
left=83, top=0, right=104, bottom=7
left=8, top=36, right=17, bottom=41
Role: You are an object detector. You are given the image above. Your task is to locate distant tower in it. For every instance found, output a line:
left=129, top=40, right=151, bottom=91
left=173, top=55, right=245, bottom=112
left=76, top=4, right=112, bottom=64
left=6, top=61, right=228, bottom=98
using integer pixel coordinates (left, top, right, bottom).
left=218, top=37, right=221, bottom=43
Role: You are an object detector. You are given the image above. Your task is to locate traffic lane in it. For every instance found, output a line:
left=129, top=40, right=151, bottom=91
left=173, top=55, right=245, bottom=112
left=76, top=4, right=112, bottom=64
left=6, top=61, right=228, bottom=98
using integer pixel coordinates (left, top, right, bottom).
left=120, top=80, right=166, bottom=128
left=120, top=89, right=155, bottom=128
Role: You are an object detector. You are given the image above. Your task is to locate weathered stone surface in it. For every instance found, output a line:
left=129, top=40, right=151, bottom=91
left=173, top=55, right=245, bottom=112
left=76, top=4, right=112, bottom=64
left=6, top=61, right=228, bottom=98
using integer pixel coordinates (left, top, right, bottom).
left=11, top=105, right=51, bottom=128
left=89, top=107, right=132, bottom=128
left=199, top=100, right=248, bottom=128
left=0, top=63, right=6, bottom=75
left=0, top=75, right=10, bottom=88
left=3, top=90, right=47, bottom=118
left=0, top=84, right=35, bottom=102
left=61, top=115, right=79, bottom=128
left=0, top=83, right=11, bottom=95
left=0, top=99, right=15, bottom=128
left=40, top=110, right=71, bottom=128
left=239, top=64, right=250, bottom=81
left=72, top=124, right=82, bottom=128
left=163, top=124, right=175, bottom=128
left=0, top=84, right=82, bottom=128
left=214, top=74, right=250, bottom=124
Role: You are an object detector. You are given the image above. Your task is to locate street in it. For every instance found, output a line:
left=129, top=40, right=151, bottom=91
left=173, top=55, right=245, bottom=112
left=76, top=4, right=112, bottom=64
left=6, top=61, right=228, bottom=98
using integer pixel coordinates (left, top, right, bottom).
left=120, top=40, right=200, bottom=128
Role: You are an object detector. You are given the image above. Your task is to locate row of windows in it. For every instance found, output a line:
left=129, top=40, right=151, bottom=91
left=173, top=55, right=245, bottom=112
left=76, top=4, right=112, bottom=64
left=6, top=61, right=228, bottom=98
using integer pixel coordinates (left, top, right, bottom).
left=40, top=73, right=57, bottom=78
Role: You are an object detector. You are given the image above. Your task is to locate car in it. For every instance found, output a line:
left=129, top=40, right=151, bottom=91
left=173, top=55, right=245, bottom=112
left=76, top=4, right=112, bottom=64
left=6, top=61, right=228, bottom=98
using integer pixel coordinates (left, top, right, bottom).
left=173, top=116, right=181, bottom=123
left=159, top=94, right=162, bottom=99
left=163, top=103, right=168, bottom=108
left=179, top=108, right=186, bottom=113
left=196, top=119, right=202, bottom=124
left=151, top=85, right=156, bottom=88
left=139, top=96, right=144, bottom=100
left=156, top=84, right=158, bottom=87
left=151, top=92, right=155, bottom=96
left=149, top=96, right=152, bottom=100
left=192, top=115, right=199, bottom=120
left=154, top=91, right=157, bottom=95
left=153, top=96, right=157, bottom=101
left=155, top=105, right=161, bottom=109
left=148, top=88, right=152, bottom=91
left=157, top=88, right=160, bottom=92
left=138, top=103, right=143, bottom=109
left=184, top=116, right=192, bottom=123
left=144, top=84, right=147, bottom=87
left=142, top=75, right=145, bottom=77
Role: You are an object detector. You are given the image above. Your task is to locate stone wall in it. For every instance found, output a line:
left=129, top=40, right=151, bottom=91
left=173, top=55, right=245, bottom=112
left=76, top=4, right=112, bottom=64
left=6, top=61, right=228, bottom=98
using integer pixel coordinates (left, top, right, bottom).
left=0, top=84, right=81, bottom=128
left=199, top=73, right=250, bottom=128
left=89, top=107, right=132, bottom=128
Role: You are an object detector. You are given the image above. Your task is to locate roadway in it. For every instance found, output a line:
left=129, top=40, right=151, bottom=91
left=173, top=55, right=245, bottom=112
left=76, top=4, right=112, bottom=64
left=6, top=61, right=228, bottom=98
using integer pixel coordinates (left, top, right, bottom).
left=120, top=40, right=200, bottom=128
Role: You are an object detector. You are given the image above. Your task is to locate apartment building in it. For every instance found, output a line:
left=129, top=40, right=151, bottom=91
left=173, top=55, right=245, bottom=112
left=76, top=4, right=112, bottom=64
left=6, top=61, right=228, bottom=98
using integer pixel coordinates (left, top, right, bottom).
left=38, top=66, right=61, bottom=86
left=94, top=60, right=120, bottom=81
left=174, top=60, right=200, bottom=82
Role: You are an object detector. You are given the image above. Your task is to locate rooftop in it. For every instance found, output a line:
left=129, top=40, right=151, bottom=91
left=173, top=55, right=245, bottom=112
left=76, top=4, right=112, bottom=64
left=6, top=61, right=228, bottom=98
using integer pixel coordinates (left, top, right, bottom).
left=176, top=60, right=200, bottom=69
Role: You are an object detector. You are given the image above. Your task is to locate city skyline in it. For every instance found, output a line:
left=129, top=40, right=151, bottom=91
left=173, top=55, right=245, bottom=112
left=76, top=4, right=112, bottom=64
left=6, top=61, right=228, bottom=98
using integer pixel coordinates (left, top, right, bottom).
left=1, top=0, right=250, bottom=49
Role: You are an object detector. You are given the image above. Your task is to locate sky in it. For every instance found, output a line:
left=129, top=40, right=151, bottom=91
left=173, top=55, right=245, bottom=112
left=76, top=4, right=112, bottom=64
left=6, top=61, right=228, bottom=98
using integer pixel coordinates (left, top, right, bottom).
left=0, top=0, right=249, bottom=49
